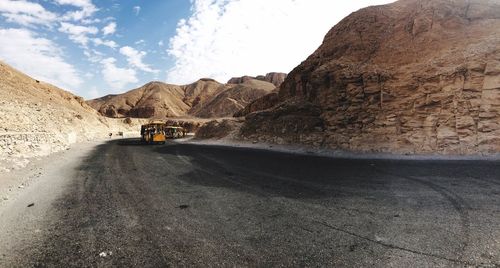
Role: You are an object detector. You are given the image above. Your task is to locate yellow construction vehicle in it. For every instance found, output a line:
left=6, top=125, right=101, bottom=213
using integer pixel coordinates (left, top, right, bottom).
left=140, top=121, right=166, bottom=144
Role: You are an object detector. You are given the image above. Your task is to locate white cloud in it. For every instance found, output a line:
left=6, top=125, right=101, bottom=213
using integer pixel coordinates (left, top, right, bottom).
left=88, top=86, right=100, bottom=99
left=100, top=57, right=138, bottom=91
left=58, top=22, right=98, bottom=46
left=53, top=0, right=98, bottom=21
left=83, top=49, right=104, bottom=63
left=119, top=46, right=158, bottom=73
left=102, top=21, right=116, bottom=36
left=81, top=17, right=101, bottom=24
left=93, top=38, right=118, bottom=49
left=53, top=0, right=94, bottom=9
left=158, top=40, right=164, bottom=47
left=167, top=0, right=395, bottom=84
left=133, top=6, right=141, bottom=16
left=0, top=0, right=58, bottom=27
left=0, top=28, right=82, bottom=90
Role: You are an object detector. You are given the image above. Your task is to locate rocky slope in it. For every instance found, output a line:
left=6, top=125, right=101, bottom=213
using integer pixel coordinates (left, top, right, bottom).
left=182, top=78, right=228, bottom=115
left=228, top=72, right=287, bottom=87
left=239, top=0, right=500, bottom=155
left=88, top=78, right=276, bottom=119
left=195, top=118, right=243, bottom=140
left=0, top=61, right=139, bottom=172
left=233, top=92, right=279, bottom=117
left=87, top=82, right=189, bottom=118
left=194, top=79, right=275, bottom=118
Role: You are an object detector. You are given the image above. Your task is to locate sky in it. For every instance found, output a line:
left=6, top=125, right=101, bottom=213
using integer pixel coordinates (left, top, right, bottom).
left=0, top=0, right=395, bottom=99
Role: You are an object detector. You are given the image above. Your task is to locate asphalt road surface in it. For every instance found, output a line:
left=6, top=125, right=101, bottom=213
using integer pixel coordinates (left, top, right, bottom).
left=1, top=139, right=499, bottom=267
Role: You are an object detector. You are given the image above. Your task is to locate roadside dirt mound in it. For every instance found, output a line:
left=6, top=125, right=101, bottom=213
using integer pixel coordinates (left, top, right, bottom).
left=239, top=0, right=500, bottom=155
left=0, top=61, right=138, bottom=172
left=195, top=118, right=243, bottom=140
left=89, top=78, right=276, bottom=119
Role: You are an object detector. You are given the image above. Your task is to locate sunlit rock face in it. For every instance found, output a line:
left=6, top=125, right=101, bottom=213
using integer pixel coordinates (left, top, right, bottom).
left=228, top=72, right=287, bottom=87
left=240, top=0, right=500, bottom=154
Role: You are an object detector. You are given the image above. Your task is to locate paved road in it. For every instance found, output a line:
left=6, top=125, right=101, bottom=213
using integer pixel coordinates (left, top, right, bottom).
left=2, top=139, right=500, bottom=267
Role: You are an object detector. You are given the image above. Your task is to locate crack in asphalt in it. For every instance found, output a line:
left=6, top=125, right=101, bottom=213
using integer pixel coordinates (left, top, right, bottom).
left=311, top=220, right=477, bottom=266
left=371, top=166, right=472, bottom=261
left=188, top=149, right=481, bottom=266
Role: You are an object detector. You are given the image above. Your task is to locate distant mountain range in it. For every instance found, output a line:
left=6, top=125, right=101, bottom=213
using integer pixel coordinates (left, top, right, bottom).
left=87, top=72, right=286, bottom=119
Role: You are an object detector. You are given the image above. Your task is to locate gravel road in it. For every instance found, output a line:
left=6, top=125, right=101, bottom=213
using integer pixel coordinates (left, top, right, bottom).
left=0, top=139, right=499, bottom=267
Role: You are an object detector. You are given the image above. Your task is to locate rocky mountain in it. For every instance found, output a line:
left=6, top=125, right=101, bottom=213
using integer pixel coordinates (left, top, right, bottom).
left=88, top=82, right=191, bottom=118
left=228, top=72, right=287, bottom=87
left=233, top=92, right=279, bottom=117
left=194, top=79, right=275, bottom=118
left=239, top=0, right=500, bottom=155
left=182, top=78, right=228, bottom=114
left=0, top=61, right=137, bottom=172
left=88, top=77, right=276, bottom=119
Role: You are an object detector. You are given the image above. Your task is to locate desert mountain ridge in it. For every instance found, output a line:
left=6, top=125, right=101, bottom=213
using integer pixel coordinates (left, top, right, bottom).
left=4, top=0, right=500, bottom=157
left=227, top=72, right=287, bottom=87
left=234, top=0, right=500, bottom=155
left=87, top=73, right=283, bottom=119
left=0, top=60, right=144, bottom=171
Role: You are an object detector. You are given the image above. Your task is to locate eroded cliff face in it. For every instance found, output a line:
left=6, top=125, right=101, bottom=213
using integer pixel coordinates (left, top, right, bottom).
left=228, top=72, right=287, bottom=87
left=233, top=92, right=279, bottom=117
left=240, top=0, right=500, bottom=154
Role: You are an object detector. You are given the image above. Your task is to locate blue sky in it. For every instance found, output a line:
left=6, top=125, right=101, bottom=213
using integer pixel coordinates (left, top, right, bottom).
left=0, top=0, right=394, bottom=99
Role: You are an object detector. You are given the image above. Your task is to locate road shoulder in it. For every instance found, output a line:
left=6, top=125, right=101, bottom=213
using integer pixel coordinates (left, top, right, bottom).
left=181, top=136, right=500, bottom=161
left=0, top=140, right=105, bottom=265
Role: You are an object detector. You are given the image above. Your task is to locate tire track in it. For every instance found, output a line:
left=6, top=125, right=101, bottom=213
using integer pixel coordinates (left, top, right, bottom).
left=183, top=149, right=479, bottom=266
left=371, top=166, right=472, bottom=262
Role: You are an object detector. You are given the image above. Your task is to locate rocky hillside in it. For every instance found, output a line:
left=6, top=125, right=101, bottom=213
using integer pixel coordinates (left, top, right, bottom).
left=234, top=92, right=279, bottom=117
left=194, top=79, right=275, bottom=118
left=88, top=82, right=191, bottom=118
left=182, top=78, right=228, bottom=114
left=88, top=78, right=277, bottom=119
left=239, top=0, right=500, bottom=155
left=0, top=61, right=138, bottom=172
left=228, top=72, right=287, bottom=87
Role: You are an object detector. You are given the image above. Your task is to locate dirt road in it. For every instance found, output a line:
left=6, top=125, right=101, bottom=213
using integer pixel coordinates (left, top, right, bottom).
left=0, top=139, right=499, bottom=267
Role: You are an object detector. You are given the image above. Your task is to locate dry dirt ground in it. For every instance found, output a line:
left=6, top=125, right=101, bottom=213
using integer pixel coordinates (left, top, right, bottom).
left=0, top=139, right=498, bottom=267
left=0, top=138, right=129, bottom=208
